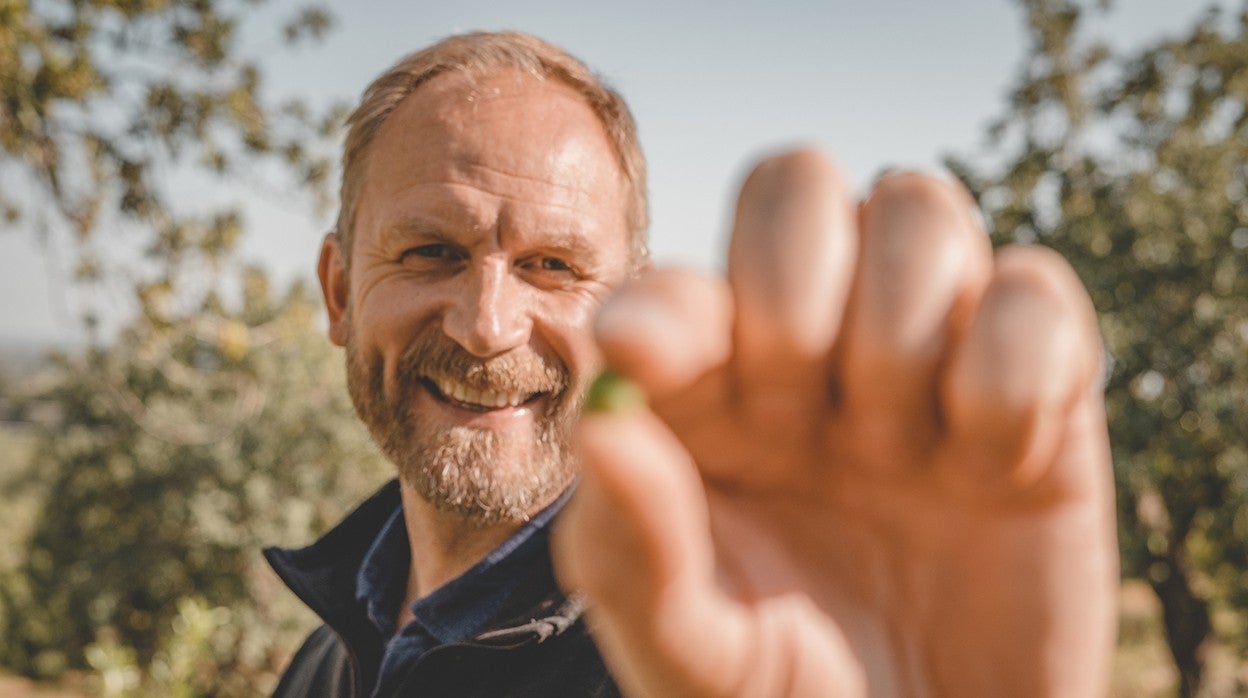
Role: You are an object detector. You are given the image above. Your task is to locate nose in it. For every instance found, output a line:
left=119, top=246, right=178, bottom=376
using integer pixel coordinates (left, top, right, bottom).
left=442, top=257, right=533, bottom=357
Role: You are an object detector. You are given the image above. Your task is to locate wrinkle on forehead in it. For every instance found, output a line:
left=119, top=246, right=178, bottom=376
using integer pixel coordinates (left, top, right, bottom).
left=356, top=68, right=628, bottom=256
left=451, top=160, right=602, bottom=212
left=372, top=174, right=604, bottom=243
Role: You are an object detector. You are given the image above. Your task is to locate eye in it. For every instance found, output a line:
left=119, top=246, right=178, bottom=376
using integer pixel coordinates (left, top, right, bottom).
left=401, top=244, right=466, bottom=264
left=524, top=255, right=578, bottom=276
left=538, top=257, right=571, bottom=272
left=519, top=254, right=582, bottom=285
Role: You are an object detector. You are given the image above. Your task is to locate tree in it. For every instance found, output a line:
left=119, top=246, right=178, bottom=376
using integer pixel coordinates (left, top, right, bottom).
left=952, top=1, right=1248, bottom=694
left=0, top=0, right=340, bottom=333
left=1, top=272, right=388, bottom=690
left=0, top=0, right=390, bottom=692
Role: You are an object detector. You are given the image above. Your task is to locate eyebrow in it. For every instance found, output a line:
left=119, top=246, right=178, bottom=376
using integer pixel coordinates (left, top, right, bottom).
left=375, top=217, right=465, bottom=252
left=384, top=216, right=448, bottom=239
left=384, top=217, right=606, bottom=265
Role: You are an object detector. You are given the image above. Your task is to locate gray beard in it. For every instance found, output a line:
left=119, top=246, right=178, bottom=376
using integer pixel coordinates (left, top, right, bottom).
left=345, top=326, right=579, bottom=526
left=397, top=413, right=576, bottom=526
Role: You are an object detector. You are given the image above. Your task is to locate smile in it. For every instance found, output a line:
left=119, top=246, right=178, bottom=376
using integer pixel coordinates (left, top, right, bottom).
left=420, top=376, right=546, bottom=412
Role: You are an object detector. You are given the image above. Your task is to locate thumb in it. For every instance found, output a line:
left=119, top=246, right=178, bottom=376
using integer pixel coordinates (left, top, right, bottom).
left=552, top=405, right=752, bottom=697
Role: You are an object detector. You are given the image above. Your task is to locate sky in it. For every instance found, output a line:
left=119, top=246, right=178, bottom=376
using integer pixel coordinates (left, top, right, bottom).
left=0, top=0, right=1232, bottom=346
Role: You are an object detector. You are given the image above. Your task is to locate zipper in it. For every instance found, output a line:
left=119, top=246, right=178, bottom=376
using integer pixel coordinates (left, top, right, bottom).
left=384, top=607, right=580, bottom=695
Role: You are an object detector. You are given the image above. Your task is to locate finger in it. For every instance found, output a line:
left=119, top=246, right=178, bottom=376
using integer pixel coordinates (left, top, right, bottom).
left=940, top=245, right=1102, bottom=492
left=727, top=149, right=857, bottom=415
left=551, top=409, right=752, bottom=697
left=594, top=267, right=733, bottom=401
left=553, top=410, right=864, bottom=698
left=836, top=171, right=992, bottom=467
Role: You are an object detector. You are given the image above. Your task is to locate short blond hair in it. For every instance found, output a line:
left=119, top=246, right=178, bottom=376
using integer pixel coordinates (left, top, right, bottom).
left=335, top=31, right=648, bottom=264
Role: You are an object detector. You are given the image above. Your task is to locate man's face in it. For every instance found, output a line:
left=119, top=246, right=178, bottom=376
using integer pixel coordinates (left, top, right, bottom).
left=327, top=69, right=632, bottom=524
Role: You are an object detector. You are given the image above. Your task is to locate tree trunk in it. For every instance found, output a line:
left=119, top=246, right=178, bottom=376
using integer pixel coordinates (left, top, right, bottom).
left=1150, top=554, right=1211, bottom=698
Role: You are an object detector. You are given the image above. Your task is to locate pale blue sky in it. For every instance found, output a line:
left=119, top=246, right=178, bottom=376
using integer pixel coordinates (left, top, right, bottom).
left=0, top=0, right=1229, bottom=345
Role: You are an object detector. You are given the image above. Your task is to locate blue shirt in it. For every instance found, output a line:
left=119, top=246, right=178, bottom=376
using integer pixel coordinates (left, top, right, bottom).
left=354, top=490, right=572, bottom=697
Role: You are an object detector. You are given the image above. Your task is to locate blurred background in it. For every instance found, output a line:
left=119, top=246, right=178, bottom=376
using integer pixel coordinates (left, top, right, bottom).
left=0, top=0, right=1245, bottom=695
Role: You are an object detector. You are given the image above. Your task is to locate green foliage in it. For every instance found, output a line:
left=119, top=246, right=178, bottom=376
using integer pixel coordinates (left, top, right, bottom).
left=953, top=1, right=1248, bottom=693
left=0, top=3, right=376, bottom=690
left=85, top=596, right=278, bottom=697
left=0, top=0, right=344, bottom=329
left=0, top=273, right=388, bottom=689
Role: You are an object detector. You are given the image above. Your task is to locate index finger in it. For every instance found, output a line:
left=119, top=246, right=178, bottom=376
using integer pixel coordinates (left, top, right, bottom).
left=727, top=149, right=857, bottom=416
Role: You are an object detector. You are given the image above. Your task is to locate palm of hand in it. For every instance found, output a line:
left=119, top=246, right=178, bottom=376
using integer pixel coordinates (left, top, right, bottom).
left=554, top=152, right=1116, bottom=697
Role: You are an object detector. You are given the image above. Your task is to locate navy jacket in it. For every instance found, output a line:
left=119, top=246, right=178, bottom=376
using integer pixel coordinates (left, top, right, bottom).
left=264, top=481, right=621, bottom=697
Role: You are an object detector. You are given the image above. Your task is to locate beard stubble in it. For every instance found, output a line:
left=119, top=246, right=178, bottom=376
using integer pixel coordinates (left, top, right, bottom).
left=345, top=324, right=581, bottom=526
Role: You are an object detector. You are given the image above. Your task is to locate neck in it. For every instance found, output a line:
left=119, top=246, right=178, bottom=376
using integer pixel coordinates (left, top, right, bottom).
left=394, top=482, right=527, bottom=631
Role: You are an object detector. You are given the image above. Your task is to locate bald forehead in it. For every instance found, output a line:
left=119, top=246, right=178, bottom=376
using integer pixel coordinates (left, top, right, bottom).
left=374, top=69, right=619, bottom=182
left=389, top=71, right=604, bottom=161
left=353, top=67, right=631, bottom=260
left=416, top=67, right=568, bottom=111
left=357, top=69, right=627, bottom=231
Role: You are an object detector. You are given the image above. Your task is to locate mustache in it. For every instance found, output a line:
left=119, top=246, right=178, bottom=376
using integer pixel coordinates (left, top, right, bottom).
left=396, top=331, right=569, bottom=396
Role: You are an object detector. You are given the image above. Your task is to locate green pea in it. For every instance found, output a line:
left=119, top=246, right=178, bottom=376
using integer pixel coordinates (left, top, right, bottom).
left=585, top=370, right=646, bottom=414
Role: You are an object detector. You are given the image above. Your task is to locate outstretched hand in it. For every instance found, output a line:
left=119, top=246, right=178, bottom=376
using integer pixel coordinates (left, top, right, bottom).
left=552, top=151, right=1117, bottom=696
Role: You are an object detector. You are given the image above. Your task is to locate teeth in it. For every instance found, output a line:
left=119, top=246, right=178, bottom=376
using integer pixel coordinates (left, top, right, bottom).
left=434, top=378, right=531, bottom=408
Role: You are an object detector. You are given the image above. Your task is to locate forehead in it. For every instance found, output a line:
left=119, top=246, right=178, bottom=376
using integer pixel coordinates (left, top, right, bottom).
left=358, top=69, right=627, bottom=234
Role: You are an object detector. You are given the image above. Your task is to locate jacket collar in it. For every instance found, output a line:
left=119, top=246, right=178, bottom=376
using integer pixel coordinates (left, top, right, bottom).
left=264, top=480, right=402, bottom=670
left=264, top=480, right=588, bottom=656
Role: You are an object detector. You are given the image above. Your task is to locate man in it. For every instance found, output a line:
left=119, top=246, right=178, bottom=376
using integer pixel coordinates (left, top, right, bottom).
left=267, top=31, right=1117, bottom=697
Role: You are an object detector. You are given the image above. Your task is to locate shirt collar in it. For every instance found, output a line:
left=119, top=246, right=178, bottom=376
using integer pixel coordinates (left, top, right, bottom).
left=354, top=487, right=573, bottom=644
left=355, top=506, right=409, bottom=634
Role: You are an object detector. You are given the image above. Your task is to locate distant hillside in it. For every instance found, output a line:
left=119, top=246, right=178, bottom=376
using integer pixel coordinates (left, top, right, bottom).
left=0, top=337, right=77, bottom=378
left=0, top=339, right=72, bottom=424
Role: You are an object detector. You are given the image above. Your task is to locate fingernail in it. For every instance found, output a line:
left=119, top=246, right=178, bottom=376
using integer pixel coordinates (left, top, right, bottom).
left=870, top=164, right=960, bottom=188
left=869, top=165, right=991, bottom=235
left=585, top=370, right=647, bottom=414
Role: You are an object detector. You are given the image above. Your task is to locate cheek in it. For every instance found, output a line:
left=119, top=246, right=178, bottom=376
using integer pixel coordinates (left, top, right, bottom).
left=351, top=277, right=442, bottom=363
left=535, top=294, right=607, bottom=386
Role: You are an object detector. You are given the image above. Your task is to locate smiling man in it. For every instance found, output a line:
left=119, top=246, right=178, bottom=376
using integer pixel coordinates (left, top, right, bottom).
left=266, top=31, right=1117, bottom=697
left=336, top=61, right=635, bottom=536
left=265, top=32, right=644, bottom=696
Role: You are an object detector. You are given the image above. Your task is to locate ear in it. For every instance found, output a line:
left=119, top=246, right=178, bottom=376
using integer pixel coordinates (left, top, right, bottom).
left=631, top=252, right=654, bottom=278
left=318, top=233, right=350, bottom=347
